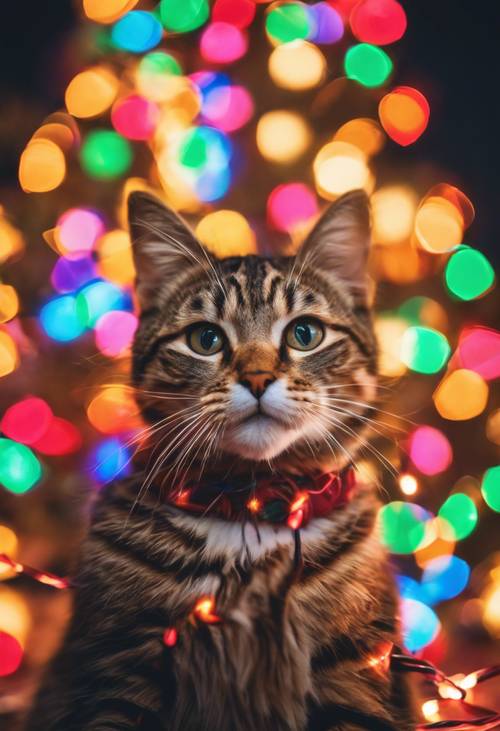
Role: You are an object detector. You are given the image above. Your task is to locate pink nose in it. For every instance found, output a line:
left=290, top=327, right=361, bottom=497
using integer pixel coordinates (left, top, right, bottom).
left=239, top=371, right=276, bottom=399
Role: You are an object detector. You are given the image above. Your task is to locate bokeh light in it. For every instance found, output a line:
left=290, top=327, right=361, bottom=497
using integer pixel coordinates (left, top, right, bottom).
left=410, top=426, right=452, bottom=476
left=400, top=326, right=450, bottom=374
left=455, top=327, right=500, bottom=381
left=111, top=11, right=162, bottom=53
left=18, top=139, right=66, bottom=193
left=95, top=311, right=138, bottom=357
left=371, top=185, right=417, bottom=244
left=379, top=501, right=427, bottom=554
left=0, top=285, right=19, bottom=324
left=32, top=418, right=82, bottom=456
left=379, top=86, right=430, bottom=146
left=212, top=0, right=256, bottom=29
left=401, top=598, right=440, bottom=652
left=89, top=436, right=132, bottom=482
left=313, top=141, right=371, bottom=199
left=445, top=246, right=495, bottom=300
left=40, top=295, right=86, bottom=342
left=333, top=117, right=385, bottom=157
left=350, top=0, right=407, bottom=46
left=265, top=2, right=311, bottom=44
left=65, top=67, right=118, bottom=119
left=136, top=51, right=183, bottom=102
left=415, top=197, right=463, bottom=254
left=0, top=439, right=42, bottom=494
left=51, top=256, right=97, bottom=294
left=308, top=3, right=344, bottom=44
left=438, top=493, right=478, bottom=541
left=268, top=41, right=326, bottom=91
left=80, top=130, right=133, bottom=180
left=56, top=208, right=104, bottom=259
left=112, top=95, right=160, bottom=140
left=97, top=229, right=136, bottom=286
left=0, top=631, right=23, bottom=677
left=481, top=466, right=500, bottom=512
left=267, top=183, right=318, bottom=234
left=344, top=43, right=393, bottom=87
left=196, top=210, right=256, bottom=257
left=0, top=331, right=19, bottom=378
left=398, top=296, right=448, bottom=331
left=160, top=0, right=209, bottom=33
left=76, top=280, right=130, bottom=328
left=1, top=397, right=53, bottom=446
left=486, top=410, right=500, bottom=446
left=200, top=23, right=248, bottom=64
left=200, top=85, right=254, bottom=132
left=433, top=369, right=489, bottom=421
left=83, top=0, right=139, bottom=24
left=256, top=110, right=311, bottom=164
left=374, top=314, right=408, bottom=376
left=87, top=385, right=142, bottom=434
left=421, top=556, right=470, bottom=605
left=399, top=473, right=418, bottom=496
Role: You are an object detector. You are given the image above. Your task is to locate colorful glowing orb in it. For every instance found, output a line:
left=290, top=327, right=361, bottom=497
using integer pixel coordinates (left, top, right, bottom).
left=400, top=326, right=450, bottom=374
left=455, top=327, right=500, bottom=381
left=40, top=295, right=86, bottom=342
left=32, top=418, right=82, bottom=456
left=0, top=285, right=19, bottom=324
left=1, top=398, right=53, bottom=446
left=398, top=296, right=448, bottom=331
left=213, top=0, right=256, bottom=28
left=269, top=41, right=326, bottom=91
left=65, top=67, right=118, bottom=119
left=438, top=494, right=478, bottom=541
left=179, top=126, right=232, bottom=172
left=111, top=11, right=162, bottom=53
left=111, top=94, right=159, bottom=140
left=137, top=51, right=183, bottom=102
left=379, top=86, right=429, bottom=146
left=51, top=256, right=97, bottom=294
left=80, top=130, right=133, bottom=180
left=401, top=598, right=440, bottom=652
left=433, top=369, right=489, bottom=421
left=200, top=23, right=248, bottom=64
left=95, top=311, right=138, bottom=357
left=76, top=280, right=130, bottom=328
left=308, top=3, right=344, bottom=44
left=89, top=437, right=131, bottom=482
left=421, top=556, right=470, bottom=605
left=379, top=501, right=428, bottom=554
left=481, top=466, right=500, bottom=512
left=266, top=2, right=311, bottom=44
left=409, top=426, right=452, bottom=476
left=0, top=331, right=19, bottom=378
left=350, top=0, right=407, bottom=45
left=201, top=85, right=254, bottom=132
left=334, top=117, right=385, bottom=157
left=267, top=183, right=318, bottom=233
left=256, top=110, right=311, bottom=164
left=87, top=386, right=141, bottom=435
left=83, top=0, right=139, bottom=24
left=0, top=631, right=23, bottom=677
left=374, top=315, right=407, bottom=377
left=57, top=208, right=104, bottom=259
left=196, top=210, right=256, bottom=257
left=344, top=43, right=392, bottom=87
left=0, top=439, right=42, bottom=494
left=97, top=230, right=136, bottom=286
left=160, top=0, right=209, bottom=32
left=18, top=139, right=66, bottom=193
left=313, top=141, right=371, bottom=199
left=445, top=247, right=495, bottom=301
left=371, top=186, right=416, bottom=245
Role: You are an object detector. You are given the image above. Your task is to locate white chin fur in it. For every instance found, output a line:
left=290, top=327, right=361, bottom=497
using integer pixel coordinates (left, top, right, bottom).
left=222, top=415, right=304, bottom=460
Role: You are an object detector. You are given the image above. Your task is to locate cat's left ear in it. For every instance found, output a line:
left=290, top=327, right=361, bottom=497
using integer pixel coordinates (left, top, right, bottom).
left=297, top=189, right=371, bottom=304
left=128, top=191, right=213, bottom=310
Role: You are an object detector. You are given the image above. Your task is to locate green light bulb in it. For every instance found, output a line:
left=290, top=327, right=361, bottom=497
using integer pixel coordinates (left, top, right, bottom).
left=481, top=466, right=500, bottom=512
left=0, top=439, right=42, bottom=494
left=438, top=493, right=478, bottom=540
left=345, top=44, right=393, bottom=88
left=160, top=0, right=209, bottom=33
left=445, top=246, right=495, bottom=301
left=379, top=501, right=426, bottom=554
left=266, top=3, right=310, bottom=44
left=400, top=326, right=450, bottom=374
left=80, top=130, right=133, bottom=181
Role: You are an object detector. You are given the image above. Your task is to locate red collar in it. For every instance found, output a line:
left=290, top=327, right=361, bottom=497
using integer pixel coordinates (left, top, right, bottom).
left=167, top=467, right=356, bottom=530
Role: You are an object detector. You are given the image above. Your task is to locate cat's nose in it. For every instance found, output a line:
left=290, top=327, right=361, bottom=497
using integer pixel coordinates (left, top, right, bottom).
left=239, top=371, right=276, bottom=399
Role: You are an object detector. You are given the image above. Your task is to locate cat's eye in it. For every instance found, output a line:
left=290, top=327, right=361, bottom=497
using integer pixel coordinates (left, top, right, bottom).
left=187, top=323, right=225, bottom=356
left=285, top=318, right=324, bottom=351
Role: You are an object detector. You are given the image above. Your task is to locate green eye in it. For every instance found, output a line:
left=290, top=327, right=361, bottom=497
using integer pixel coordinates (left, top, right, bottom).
left=187, top=323, right=225, bottom=356
left=286, top=318, right=324, bottom=351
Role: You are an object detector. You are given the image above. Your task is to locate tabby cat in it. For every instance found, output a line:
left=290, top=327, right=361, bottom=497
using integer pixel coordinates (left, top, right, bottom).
left=26, top=190, right=415, bottom=731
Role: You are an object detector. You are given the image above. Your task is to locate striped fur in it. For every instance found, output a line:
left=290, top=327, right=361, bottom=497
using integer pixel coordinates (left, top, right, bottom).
left=26, top=191, right=415, bottom=730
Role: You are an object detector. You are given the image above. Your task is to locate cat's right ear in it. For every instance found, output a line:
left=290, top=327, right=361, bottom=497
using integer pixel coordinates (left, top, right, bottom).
left=128, top=191, right=211, bottom=310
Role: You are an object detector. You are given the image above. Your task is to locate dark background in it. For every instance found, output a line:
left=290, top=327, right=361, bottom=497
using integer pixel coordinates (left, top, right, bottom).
left=1, top=0, right=499, bottom=261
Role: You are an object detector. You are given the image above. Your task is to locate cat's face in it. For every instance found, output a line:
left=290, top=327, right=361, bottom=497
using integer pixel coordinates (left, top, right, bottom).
left=128, top=191, right=377, bottom=470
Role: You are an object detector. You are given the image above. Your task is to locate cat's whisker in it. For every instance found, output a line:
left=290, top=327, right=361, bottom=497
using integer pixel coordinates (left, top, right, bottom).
left=319, top=403, right=408, bottom=436
left=322, top=395, right=415, bottom=425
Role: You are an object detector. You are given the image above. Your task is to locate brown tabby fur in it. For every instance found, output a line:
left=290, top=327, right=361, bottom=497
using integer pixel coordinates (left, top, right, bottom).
left=25, top=190, right=415, bottom=730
